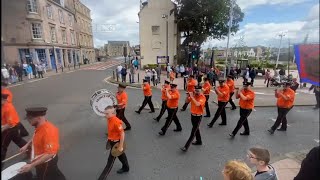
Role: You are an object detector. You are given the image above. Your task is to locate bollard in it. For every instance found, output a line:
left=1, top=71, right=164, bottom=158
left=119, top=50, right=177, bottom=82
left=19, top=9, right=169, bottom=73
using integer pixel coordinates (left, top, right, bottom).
left=138, top=73, right=140, bottom=82
left=113, top=70, right=115, bottom=80
left=116, top=73, right=119, bottom=82
left=68, top=64, right=70, bottom=71
left=129, top=74, right=132, bottom=84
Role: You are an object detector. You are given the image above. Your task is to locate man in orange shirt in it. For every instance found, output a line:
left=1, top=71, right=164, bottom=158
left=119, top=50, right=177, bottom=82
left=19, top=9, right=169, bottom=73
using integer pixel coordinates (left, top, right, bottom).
left=135, top=79, right=155, bottom=114
left=19, top=107, right=66, bottom=180
left=1, top=93, right=27, bottom=162
left=181, top=86, right=206, bottom=152
left=268, top=82, right=295, bottom=134
left=159, top=84, right=182, bottom=136
left=226, top=75, right=237, bottom=110
left=202, top=78, right=211, bottom=117
left=229, top=82, right=255, bottom=138
left=116, top=84, right=131, bottom=131
left=181, top=75, right=197, bottom=111
left=98, top=106, right=129, bottom=179
left=208, top=79, right=230, bottom=127
left=154, top=80, right=170, bottom=122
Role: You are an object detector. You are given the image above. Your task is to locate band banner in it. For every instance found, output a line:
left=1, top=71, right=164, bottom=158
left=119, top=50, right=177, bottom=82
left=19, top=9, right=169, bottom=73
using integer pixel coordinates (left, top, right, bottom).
left=294, top=44, right=320, bottom=86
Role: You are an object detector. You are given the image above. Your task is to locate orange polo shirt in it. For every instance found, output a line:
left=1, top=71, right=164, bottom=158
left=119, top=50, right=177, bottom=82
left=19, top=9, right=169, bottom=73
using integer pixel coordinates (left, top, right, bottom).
left=226, top=79, right=235, bottom=93
left=1, top=102, right=19, bottom=127
left=189, top=94, right=206, bottom=115
left=143, top=83, right=152, bottom=96
left=170, top=72, right=175, bottom=80
left=161, top=84, right=170, bottom=101
left=217, top=84, right=230, bottom=102
left=107, top=116, right=124, bottom=141
left=116, top=91, right=128, bottom=108
left=187, top=79, right=197, bottom=92
left=237, top=89, right=255, bottom=109
left=202, top=81, right=211, bottom=95
left=2, top=88, right=13, bottom=103
left=276, top=88, right=295, bottom=108
left=167, top=90, right=180, bottom=108
left=32, top=121, right=60, bottom=158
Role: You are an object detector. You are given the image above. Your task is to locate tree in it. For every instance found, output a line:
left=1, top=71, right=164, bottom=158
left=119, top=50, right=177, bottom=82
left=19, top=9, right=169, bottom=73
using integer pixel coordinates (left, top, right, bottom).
left=175, top=0, right=244, bottom=46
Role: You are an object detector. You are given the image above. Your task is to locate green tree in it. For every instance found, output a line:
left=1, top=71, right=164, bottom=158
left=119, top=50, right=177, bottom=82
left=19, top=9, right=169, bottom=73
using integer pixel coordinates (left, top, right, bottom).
left=175, top=0, right=244, bottom=46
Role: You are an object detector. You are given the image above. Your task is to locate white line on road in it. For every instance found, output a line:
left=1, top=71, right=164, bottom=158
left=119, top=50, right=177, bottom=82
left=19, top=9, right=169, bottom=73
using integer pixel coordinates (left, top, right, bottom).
left=65, top=71, right=75, bottom=74
left=314, top=139, right=319, bottom=143
left=28, top=77, right=48, bottom=83
left=270, top=118, right=291, bottom=127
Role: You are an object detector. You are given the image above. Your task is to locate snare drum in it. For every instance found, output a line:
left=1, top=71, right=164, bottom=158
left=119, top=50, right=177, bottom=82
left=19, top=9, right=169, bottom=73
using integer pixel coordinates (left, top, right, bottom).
left=90, top=89, right=117, bottom=117
left=1, top=162, right=32, bottom=180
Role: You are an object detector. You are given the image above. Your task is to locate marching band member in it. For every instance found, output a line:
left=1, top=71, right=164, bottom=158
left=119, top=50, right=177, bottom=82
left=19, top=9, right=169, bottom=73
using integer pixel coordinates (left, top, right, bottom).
left=116, top=84, right=131, bottom=131
left=154, top=80, right=170, bottom=122
left=98, top=106, right=129, bottom=179
left=207, top=78, right=230, bottom=127
left=202, top=78, right=212, bottom=117
left=226, top=75, right=237, bottom=110
left=1, top=81, right=13, bottom=103
left=268, top=82, right=295, bottom=134
left=19, top=107, right=66, bottom=180
left=159, top=84, right=182, bottom=136
left=229, top=82, right=255, bottom=138
left=181, top=75, right=197, bottom=111
left=1, top=94, right=27, bottom=162
left=135, top=79, right=155, bottom=114
left=181, top=86, right=206, bottom=152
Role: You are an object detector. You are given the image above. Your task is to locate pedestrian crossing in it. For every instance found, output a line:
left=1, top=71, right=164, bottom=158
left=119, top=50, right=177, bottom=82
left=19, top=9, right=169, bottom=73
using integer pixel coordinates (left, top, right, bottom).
left=81, top=60, right=125, bottom=71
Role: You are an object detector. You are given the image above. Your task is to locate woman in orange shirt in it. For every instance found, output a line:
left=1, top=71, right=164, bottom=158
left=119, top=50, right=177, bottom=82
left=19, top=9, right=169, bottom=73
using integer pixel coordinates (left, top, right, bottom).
left=169, top=71, right=175, bottom=83
left=181, top=75, right=197, bottom=111
left=268, top=82, right=295, bottom=134
left=135, top=79, right=155, bottom=114
left=229, top=82, right=255, bottom=138
left=226, top=75, right=237, bottom=110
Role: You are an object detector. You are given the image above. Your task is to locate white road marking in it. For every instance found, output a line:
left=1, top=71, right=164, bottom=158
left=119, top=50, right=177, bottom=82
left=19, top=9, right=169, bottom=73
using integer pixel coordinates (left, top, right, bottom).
left=65, top=71, right=75, bottom=74
left=255, top=92, right=265, bottom=95
left=270, top=118, right=291, bottom=126
left=28, top=77, right=48, bottom=83
left=314, top=139, right=319, bottom=143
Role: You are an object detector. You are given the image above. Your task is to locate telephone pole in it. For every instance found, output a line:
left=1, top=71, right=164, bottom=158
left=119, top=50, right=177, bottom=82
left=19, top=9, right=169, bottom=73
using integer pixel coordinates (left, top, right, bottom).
left=276, top=33, right=285, bottom=68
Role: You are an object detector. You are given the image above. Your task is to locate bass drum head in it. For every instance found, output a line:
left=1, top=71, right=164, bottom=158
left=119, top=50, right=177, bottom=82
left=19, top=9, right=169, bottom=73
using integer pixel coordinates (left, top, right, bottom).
left=2, top=162, right=27, bottom=180
left=91, top=90, right=117, bottom=117
left=90, top=89, right=111, bottom=106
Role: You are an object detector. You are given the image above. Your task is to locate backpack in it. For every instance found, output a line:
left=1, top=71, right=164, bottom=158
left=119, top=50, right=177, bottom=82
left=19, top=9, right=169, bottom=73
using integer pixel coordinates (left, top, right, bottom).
left=121, top=68, right=127, bottom=75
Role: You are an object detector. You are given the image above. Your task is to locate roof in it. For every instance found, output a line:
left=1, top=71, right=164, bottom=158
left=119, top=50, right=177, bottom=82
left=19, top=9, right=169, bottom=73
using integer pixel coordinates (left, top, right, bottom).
left=108, top=41, right=129, bottom=45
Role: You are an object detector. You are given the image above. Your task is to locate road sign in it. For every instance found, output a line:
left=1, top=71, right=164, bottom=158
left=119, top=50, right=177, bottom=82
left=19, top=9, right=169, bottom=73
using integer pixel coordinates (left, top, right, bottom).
left=157, top=56, right=169, bottom=64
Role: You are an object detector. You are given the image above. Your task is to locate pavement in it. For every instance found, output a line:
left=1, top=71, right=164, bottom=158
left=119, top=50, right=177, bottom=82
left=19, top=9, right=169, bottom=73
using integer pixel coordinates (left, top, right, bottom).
left=3, top=59, right=319, bottom=180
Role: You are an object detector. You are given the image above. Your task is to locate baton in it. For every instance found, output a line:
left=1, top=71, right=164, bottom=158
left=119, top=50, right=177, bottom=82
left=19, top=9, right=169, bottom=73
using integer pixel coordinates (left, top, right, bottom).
left=2, top=151, right=24, bottom=163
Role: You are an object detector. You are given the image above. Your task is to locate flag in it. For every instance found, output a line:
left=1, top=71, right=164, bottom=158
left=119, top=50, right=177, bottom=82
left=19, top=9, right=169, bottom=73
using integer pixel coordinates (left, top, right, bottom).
left=294, top=44, right=320, bottom=86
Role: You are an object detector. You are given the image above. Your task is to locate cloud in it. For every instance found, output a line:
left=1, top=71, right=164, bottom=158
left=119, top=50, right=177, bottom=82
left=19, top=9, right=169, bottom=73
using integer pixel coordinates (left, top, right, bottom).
left=307, top=3, right=319, bottom=20
left=237, top=0, right=309, bottom=10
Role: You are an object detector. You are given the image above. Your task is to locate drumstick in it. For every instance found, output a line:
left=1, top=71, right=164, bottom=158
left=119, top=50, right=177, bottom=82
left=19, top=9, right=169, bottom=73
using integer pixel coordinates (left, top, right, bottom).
left=2, top=152, right=24, bottom=163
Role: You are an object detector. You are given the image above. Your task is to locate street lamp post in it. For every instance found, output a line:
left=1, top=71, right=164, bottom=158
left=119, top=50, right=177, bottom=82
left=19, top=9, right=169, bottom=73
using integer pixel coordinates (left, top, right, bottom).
left=162, top=14, right=169, bottom=77
left=276, top=33, right=285, bottom=68
left=224, top=0, right=235, bottom=79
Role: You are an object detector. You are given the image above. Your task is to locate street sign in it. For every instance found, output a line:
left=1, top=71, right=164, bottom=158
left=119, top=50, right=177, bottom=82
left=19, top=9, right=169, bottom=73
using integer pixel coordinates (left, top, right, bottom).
left=157, top=56, right=169, bottom=64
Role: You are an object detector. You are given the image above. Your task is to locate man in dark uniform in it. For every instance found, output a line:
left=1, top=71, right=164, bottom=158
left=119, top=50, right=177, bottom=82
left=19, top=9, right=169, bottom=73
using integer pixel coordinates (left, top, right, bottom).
left=181, top=86, right=206, bottom=152
left=135, top=79, right=155, bottom=114
left=98, top=106, right=129, bottom=179
left=19, top=107, right=66, bottom=180
left=159, top=84, right=182, bottom=136
left=154, top=80, right=170, bottom=122
left=116, top=84, right=131, bottom=131
left=207, top=79, right=230, bottom=127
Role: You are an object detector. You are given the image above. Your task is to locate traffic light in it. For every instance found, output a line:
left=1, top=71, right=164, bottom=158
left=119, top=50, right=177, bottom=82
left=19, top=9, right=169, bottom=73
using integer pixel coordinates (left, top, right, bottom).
left=192, top=51, right=196, bottom=60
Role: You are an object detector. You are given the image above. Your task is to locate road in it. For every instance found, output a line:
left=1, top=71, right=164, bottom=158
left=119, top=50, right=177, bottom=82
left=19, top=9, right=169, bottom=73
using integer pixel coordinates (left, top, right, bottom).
left=4, top=59, right=319, bottom=180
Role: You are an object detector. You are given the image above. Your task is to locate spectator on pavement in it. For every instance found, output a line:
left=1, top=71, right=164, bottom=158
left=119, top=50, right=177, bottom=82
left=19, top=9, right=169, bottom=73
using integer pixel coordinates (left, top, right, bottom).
left=23, top=62, right=28, bottom=76
left=243, top=67, right=250, bottom=84
left=133, top=57, right=139, bottom=69
left=14, top=62, right=23, bottom=82
left=151, top=69, right=158, bottom=86
left=30, top=61, right=37, bottom=78
left=193, top=64, right=198, bottom=76
left=179, top=64, right=185, bottom=77
left=236, top=66, right=241, bottom=79
left=117, top=64, right=123, bottom=79
left=248, top=147, right=278, bottom=180
left=294, top=146, right=320, bottom=180
left=41, top=60, right=47, bottom=73
left=145, top=69, right=152, bottom=84
left=36, top=63, right=44, bottom=78
left=8, top=65, right=17, bottom=84
left=309, top=85, right=320, bottom=109
left=26, top=64, right=33, bottom=79
left=129, top=64, right=135, bottom=83
left=156, top=65, right=161, bottom=83
left=265, top=69, right=271, bottom=87
left=1, top=65, right=10, bottom=83
left=175, top=65, right=180, bottom=78
left=249, top=68, right=256, bottom=87
left=121, top=66, right=127, bottom=83
left=222, top=160, right=253, bottom=180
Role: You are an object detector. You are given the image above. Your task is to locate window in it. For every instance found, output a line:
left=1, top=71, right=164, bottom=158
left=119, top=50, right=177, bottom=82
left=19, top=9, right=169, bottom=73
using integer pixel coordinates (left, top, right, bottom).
left=61, top=29, right=67, bottom=43
left=58, top=9, right=64, bottom=24
left=152, top=26, right=160, bottom=35
left=84, top=35, right=87, bottom=46
left=35, top=49, right=47, bottom=64
left=50, top=26, right=57, bottom=42
left=68, top=15, right=73, bottom=26
left=31, top=23, right=42, bottom=39
left=27, top=0, right=38, bottom=13
left=70, top=31, right=75, bottom=45
left=47, top=5, right=53, bottom=19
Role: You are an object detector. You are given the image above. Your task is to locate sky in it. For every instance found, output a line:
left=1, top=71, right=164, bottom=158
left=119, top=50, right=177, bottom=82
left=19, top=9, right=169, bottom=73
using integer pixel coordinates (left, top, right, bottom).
left=81, top=0, right=319, bottom=49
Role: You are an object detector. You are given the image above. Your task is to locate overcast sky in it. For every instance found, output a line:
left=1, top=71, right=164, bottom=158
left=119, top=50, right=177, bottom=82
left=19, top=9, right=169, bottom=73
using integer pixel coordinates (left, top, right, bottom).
left=81, top=0, right=319, bottom=49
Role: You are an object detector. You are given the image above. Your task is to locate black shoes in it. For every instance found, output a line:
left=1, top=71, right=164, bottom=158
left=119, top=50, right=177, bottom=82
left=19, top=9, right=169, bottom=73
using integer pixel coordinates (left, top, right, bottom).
left=229, top=133, right=235, bottom=138
left=117, top=168, right=129, bottom=174
left=135, top=110, right=140, bottom=114
left=218, top=123, right=227, bottom=126
left=240, top=132, right=250, bottom=136
left=180, top=109, right=186, bottom=112
left=124, top=127, right=131, bottom=131
left=153, top=118, right=159, bottom=122
left=207, top=123, right=213, bottom=128
left=158, top=131, right=165, bottom=136
left=268, top=129, right=275, bottom=134
left=180, top=147, right=187, bottom=152
left=277, top=128, right=286, bottom=131
left=231, top=107, right=237, bottom=110
left=173, top=128, right=182, bottom=132
left=192, top=141, right=202, bottom=145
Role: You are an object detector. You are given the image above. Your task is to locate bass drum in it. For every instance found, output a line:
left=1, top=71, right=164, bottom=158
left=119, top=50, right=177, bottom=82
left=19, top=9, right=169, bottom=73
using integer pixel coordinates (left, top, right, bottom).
left=90, top=89, right=117, bottom=117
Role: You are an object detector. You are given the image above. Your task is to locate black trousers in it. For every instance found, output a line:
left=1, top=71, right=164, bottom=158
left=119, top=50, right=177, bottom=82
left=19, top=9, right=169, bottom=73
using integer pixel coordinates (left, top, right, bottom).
left=38, top=71, right=44, bottom=78
left=138, top=96, right=155, bottom=112
left=315, top=91, right=320, bottom=108
left=181, top=97, right=190, bottom=110
left=271, top=107, right=292, bottom=130
left=116, top=108, right=131, bottom=128
left=251, top=78, right=254, bottom=86
left=18, top=74, right=23, bottom=81
left=184, top=115, right=202, bottom=149
left=209, top=101, right=227, bottom=125
left=98, top=141, right=129, bottom=180
left=161, top=108, right=182, bottom=134
left=227, top=92, right=236, bottom=109
left=156, top=100, right=167, bottom=120
left=1, top=125, right=27, bottom=161
left=232, top=108, right=252, bottom=135
left=204, top=95, right=211, bottom=116
left=34, top=155, right=66, bottom=180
